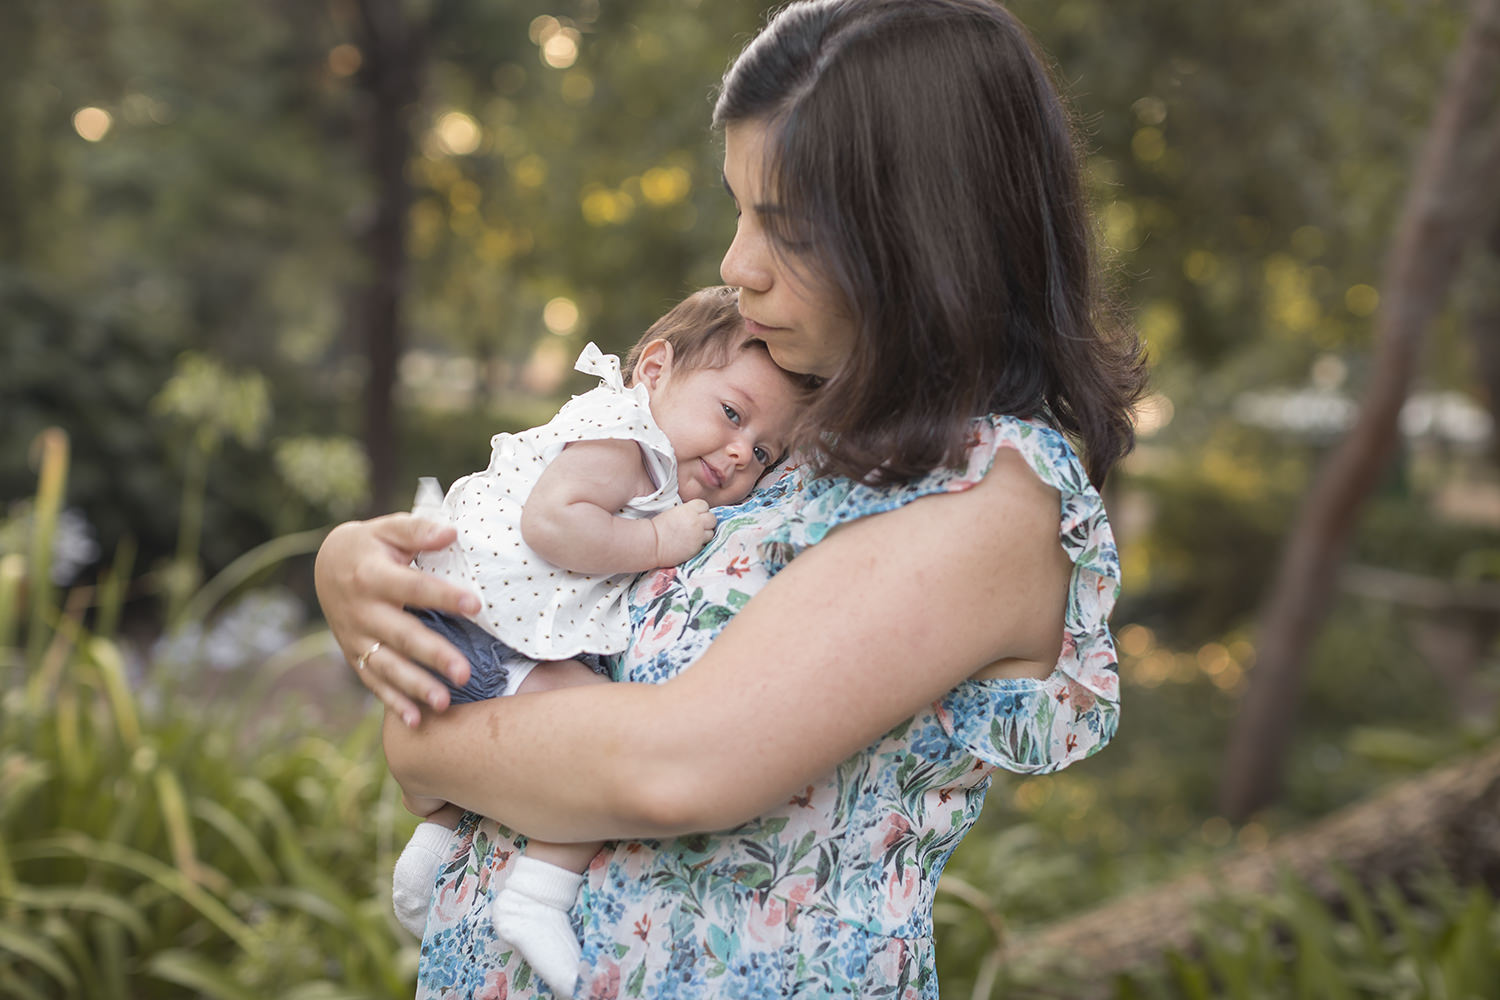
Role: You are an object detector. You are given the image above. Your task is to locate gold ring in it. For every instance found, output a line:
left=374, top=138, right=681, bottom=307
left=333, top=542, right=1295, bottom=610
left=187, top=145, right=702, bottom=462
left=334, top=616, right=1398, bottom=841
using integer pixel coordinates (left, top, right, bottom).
left=356, top=640, right=382, bottom=672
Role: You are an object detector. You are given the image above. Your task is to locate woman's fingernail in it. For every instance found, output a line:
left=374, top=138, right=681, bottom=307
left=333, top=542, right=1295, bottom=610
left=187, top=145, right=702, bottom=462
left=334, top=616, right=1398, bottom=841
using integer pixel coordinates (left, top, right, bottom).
left=428, top=692, right=443, bottom=709
left=404, top=710, right=420, bottom=728
left=461, top=596, right=481, bottom=615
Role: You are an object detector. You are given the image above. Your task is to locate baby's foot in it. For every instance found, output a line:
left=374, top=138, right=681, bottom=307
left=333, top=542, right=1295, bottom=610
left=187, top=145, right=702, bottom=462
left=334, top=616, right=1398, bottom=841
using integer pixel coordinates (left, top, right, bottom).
left=391, top=821, right=456, bottom=936
left=491, top=856, right=585, bottom=999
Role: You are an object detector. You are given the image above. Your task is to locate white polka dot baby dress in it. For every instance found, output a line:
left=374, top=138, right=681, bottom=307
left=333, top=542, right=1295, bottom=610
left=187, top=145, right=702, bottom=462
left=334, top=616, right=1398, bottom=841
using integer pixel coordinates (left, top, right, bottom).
left=413, top=343, right=680, bottom=660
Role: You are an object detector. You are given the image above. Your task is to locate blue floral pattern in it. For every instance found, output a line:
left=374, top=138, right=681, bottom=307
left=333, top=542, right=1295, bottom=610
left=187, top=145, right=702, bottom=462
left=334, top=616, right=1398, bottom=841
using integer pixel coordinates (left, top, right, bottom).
left=416, top=415, right=1121, bottom=999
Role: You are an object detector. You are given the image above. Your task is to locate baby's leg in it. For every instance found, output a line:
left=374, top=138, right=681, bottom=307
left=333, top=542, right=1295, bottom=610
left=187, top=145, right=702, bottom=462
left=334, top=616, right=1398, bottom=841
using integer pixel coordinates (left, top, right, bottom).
left=391, top=800, right=465, bottom=937
left=492, top=659, right=610, bottom=999
left=511, top=659, right=611, bottom=872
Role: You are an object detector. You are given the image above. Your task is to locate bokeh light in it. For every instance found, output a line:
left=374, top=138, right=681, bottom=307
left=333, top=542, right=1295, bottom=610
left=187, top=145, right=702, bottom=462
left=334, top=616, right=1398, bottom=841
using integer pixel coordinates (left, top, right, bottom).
left=532, top=15, right=581, bottom=69
left=433, top=111, right=481, bottom=156
left=514, top=155, right=548, bottom=189
left=1133, top=393, right=1176, bottom=437
left=1199, top=816, right=1233, bottom=847
left=448, top=179, right=481, bottom=214
left=640, top=166, right=691, bottom=206
left=543, top=296, right=579, bottom=335
left=73, top=107, right=112, bottom=142
left=561, top=70, right=594, bottom=105
left=1131, top=127, right=1165, bottom=163
left=1102, top=201, right=1138, bottom=250
left=523, top=337, right=572, bottom=394
left=529, top=15, right=560, bottom=44
left=581, top=186, right=634, bottom=226
left=1116, top=623, right=1154, bottom=657
left=327, top=44, right=362, bottom=77
left=1132, top=95, right=1167, bottom=125
left=543, top=31, right=580, bottom=69
left=1345, top=283, right=1380, bottom=316
left=1182, top=249, right=1219, bottom=284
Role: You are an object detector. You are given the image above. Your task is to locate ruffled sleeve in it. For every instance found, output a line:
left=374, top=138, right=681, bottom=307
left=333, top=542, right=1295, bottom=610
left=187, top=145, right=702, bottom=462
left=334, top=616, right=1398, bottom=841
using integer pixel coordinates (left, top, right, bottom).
left=932, top=418, right=1120, bottom=773
left=763, top=416, right=1121, bottom=773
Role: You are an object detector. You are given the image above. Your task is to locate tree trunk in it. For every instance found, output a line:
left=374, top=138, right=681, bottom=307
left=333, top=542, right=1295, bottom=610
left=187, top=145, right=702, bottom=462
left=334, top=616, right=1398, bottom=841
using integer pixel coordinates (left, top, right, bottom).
left=1470, top=221, right=1500, bottom=467
left=1006, top=742, right=1500, bottom=992
left=0, top=1, right=42, bottom=264
left=1220, top=0, right=1500, bottom=822
left=352, top=0, right=423, bottom=514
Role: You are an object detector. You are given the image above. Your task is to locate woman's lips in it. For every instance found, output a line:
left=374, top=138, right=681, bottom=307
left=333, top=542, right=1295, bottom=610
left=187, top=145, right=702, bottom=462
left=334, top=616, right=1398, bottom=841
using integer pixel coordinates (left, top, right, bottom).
left=742, top=316, right=781, bottom=337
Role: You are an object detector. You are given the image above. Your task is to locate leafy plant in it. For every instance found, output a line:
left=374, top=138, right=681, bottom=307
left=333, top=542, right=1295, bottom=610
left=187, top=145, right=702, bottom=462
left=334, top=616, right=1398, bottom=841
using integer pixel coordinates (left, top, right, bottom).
left=0, top=431, right=419, bottom=999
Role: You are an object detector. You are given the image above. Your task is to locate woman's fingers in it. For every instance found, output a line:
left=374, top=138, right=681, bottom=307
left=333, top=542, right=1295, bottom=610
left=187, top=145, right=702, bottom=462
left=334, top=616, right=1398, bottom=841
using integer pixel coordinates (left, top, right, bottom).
left=315, top=516, right=478, bottom=722
left=359, top=516, right=481, bottom=619
left=350, top=607, right=458, bottom=718
left=366, top=510, right=459, bottom=556
left=357, top=648, right=426, bottom=728
left=373, top=596, right=474, bottom=686
left=369, top=561, right=481, bottom=623
left=347, top=598, right=471, bottom=720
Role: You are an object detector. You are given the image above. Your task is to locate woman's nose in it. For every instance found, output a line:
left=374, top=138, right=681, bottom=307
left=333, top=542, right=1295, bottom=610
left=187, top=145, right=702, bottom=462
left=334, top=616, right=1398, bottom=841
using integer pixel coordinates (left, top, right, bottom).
left=720, top=218, right=771, bottom=294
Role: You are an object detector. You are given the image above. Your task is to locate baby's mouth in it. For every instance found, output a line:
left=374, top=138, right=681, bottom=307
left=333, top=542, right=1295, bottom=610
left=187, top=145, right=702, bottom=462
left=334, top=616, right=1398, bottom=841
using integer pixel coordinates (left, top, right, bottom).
left=699, top=459, right=725, bottom=490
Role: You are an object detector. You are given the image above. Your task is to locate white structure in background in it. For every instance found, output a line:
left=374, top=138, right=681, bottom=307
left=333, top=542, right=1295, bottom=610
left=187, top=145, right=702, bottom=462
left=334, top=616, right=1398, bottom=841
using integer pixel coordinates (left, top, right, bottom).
left=1233, top=353, right=1493, bottom=450
left=1234, top=354, right=1498, bottom=526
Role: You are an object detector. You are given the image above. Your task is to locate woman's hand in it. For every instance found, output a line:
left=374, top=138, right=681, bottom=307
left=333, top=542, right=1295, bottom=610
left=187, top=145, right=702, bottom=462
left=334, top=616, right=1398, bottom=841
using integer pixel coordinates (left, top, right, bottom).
left=314, top=514, right=482, bottom=726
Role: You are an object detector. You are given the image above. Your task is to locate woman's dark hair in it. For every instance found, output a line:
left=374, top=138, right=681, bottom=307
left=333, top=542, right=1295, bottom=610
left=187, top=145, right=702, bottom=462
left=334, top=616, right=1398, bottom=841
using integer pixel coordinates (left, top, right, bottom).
left=714, top=0, right=1145, bottom=486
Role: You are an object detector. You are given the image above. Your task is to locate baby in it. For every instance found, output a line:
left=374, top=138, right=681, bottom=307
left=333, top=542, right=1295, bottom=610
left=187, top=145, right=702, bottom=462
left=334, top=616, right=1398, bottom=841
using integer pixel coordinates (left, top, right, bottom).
left=391, top=286, right=814, bottom=997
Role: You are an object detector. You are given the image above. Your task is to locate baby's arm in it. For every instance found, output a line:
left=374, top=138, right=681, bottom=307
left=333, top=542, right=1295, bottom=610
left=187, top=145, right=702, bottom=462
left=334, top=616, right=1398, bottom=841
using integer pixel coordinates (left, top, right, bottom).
left=520, top=439, right=717, bottom=573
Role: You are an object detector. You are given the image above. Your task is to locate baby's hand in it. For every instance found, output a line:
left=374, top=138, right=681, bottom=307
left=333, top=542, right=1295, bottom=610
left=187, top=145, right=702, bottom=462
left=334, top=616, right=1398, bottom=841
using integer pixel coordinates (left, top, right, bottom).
left=651, top=499, right=718, bottom=566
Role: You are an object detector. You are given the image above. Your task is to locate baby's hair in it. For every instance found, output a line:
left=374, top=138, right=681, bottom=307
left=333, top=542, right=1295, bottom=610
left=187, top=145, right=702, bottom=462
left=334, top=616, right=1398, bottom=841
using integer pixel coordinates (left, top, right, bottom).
left=623, top=285, right=821, bottom=398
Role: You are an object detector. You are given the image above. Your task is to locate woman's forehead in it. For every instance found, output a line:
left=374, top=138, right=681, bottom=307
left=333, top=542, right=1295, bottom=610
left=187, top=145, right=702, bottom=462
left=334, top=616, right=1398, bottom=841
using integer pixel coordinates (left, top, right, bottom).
left=722, top=120, right=776, bottom=199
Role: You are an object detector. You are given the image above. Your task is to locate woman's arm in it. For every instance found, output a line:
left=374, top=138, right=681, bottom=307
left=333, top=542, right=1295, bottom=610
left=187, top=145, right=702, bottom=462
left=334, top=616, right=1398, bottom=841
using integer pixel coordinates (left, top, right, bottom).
left=382, top=448, right=1070, bottom=842
left=520, top=439, right=717, bottom=573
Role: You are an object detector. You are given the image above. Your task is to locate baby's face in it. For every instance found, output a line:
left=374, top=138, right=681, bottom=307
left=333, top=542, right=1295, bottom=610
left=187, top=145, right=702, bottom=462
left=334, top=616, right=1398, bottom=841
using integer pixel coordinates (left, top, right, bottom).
left=648, top=348, right=803, bottom=507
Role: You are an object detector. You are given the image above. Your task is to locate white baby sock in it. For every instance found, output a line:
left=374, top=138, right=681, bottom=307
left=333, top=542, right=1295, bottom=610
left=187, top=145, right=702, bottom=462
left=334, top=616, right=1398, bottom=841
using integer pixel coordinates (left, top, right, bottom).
left=491, top=856, right=585, bottom=999
left=391, top=821, right=457, bottom=936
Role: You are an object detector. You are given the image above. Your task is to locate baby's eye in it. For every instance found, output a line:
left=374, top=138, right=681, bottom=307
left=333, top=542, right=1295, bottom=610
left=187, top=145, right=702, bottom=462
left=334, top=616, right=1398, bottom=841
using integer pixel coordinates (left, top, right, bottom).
left=753, top=445, right=772, bottom=466
left=722, top=403, right=741, bottom=424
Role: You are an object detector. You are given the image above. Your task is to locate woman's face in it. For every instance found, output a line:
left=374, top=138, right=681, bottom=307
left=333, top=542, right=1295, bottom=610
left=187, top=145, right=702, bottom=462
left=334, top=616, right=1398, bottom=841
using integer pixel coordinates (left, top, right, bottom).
left=720, top=119, right=856, bottom=380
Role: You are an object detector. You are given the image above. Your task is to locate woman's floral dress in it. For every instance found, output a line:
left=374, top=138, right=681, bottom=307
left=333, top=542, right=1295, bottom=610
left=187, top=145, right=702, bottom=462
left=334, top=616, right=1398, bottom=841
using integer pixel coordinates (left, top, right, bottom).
left=416, top=415, right=1122, bottom=999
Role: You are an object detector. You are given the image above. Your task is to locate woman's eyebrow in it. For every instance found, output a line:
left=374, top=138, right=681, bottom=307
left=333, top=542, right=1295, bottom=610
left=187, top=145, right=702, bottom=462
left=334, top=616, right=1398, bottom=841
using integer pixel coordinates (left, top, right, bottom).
left=720, top=172, right=785, bottom=216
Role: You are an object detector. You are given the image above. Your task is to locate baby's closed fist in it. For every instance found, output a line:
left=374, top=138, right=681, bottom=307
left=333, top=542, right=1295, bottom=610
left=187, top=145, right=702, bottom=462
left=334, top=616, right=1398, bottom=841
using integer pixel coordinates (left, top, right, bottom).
left=652, top=499, right=718, bottom=566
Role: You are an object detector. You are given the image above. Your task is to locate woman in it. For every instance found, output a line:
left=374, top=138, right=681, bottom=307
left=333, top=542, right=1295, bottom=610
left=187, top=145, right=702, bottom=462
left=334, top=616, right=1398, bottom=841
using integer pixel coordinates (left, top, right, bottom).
left=315, top=0, right=1144, bottom=996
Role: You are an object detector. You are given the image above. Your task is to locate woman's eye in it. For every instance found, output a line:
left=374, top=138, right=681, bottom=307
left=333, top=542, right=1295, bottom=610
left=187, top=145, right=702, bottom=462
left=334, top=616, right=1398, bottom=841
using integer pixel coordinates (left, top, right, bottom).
left=722, top=404, right=741, bottom=424
left=754, top=446, right=771, bottom=465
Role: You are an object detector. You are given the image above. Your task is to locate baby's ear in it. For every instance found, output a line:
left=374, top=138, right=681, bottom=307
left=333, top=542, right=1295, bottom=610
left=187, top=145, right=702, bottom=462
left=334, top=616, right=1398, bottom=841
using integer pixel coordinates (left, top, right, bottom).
left=632, top=339, right=674, bottom=390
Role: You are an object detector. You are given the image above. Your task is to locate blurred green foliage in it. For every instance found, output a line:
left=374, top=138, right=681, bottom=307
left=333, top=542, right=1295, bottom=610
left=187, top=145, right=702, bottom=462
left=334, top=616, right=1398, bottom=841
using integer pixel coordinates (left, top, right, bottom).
left=0, top=432, right=417, bottom=997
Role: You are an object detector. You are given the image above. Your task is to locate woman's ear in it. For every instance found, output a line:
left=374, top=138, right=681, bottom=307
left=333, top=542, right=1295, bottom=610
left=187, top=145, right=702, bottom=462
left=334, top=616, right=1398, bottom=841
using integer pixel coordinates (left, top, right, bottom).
left=632, top=339, right=674, bottom=391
